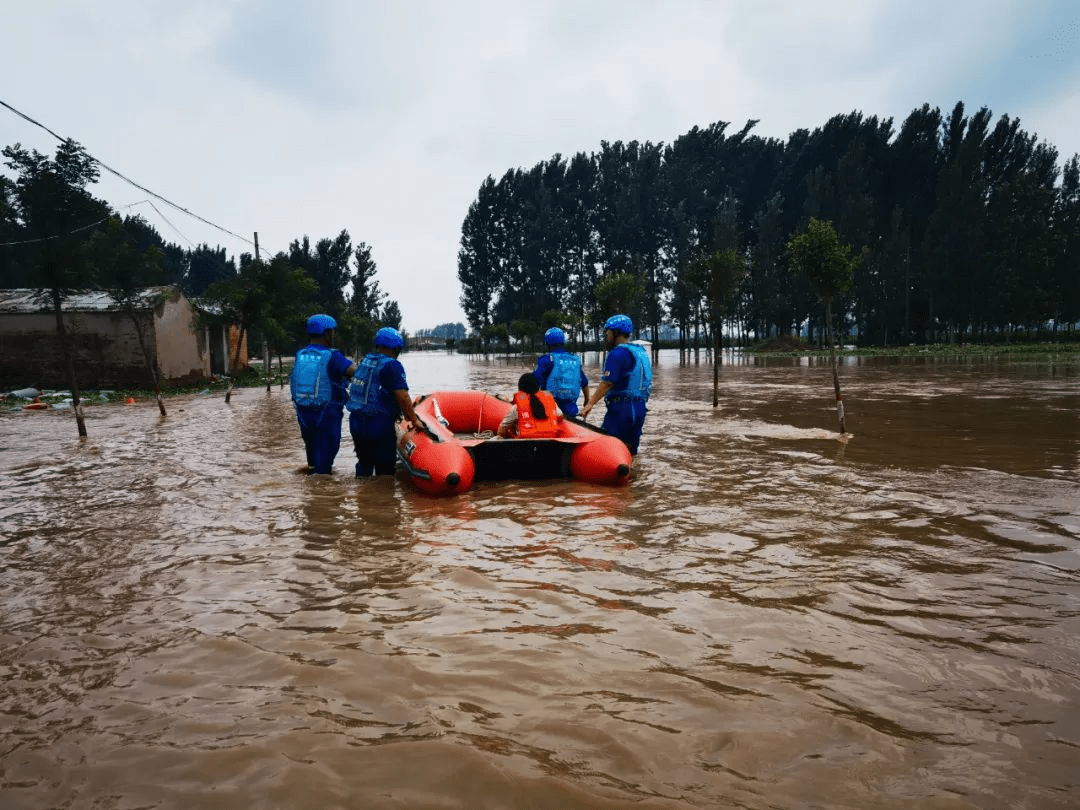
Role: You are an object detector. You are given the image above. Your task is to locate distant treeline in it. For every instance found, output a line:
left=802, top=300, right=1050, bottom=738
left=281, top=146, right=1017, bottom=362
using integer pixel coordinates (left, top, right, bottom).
left=458, top=102, right=1080, bottom=346
left=415, top=322, right=468, bottom=340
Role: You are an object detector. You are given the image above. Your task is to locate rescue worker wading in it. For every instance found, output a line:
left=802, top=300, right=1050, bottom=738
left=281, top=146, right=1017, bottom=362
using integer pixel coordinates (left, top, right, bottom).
left=290, top=314, right=357, bottom=474
left=346, top=327, right=424, bottom=477
left=533, top=327, right=590, bottom=418
left=579, top=314, right=652, bottom=455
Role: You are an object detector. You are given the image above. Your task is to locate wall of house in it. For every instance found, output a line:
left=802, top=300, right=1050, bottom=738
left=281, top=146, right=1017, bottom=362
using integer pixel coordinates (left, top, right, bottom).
left=153, top=294, right=211, bottom=382
left=0, top=289, right=249, bottom=389
left=0, top=310, right=157, bottom=389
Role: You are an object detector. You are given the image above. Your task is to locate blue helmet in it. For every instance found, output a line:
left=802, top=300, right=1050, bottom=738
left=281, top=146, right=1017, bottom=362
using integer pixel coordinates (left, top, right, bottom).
left=374, top=326, right=405, bottom=349
left=306, top=313, right=337, bottom=335
left=544, top=327, right=566, bottom=346
left=603, top=314, right=633, bottom=335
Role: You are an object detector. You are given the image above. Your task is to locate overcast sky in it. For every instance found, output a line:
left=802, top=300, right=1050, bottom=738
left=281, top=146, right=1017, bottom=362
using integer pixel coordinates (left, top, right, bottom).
left=4, top=0, right=1079, bottom=331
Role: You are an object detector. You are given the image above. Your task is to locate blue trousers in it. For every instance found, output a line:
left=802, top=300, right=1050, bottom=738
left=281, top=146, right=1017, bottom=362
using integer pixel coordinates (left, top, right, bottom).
left=350, top=413, right=398, bottom=476
left=555, top=397, right=580, bottom=418
left=601, top=398, right=647, bottom=455
left=296, top=405, right=343, bottom=474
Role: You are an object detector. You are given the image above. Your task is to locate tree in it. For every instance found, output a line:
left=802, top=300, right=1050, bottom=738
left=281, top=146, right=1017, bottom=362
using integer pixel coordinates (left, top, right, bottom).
left=454, top=101, right=1078, bottom=347
left=88, top=215, right=170, bottom=415
left=688, top=249, right=748, bottom=406
left=344, top=240, right=386, bottom=354
left=786, top=218, right=860, bottom=432
left=202, top=254, right=317, bottom=402
left=1053, top=156, right=1080, bottom=334
left=593, top=271, right=645, bottom=331
left=381, top=299, right=402, bottom=331
left=252, top=254, right=319, bottom=386
left=2, top=139, right=108, bottom=437
left=457, top=176, right=503, bottom=334
left=288, top=230, right=353, bottom=317
left=185, top=243, right=235, bottom=295
left=349, top=241, right=384, bottom=320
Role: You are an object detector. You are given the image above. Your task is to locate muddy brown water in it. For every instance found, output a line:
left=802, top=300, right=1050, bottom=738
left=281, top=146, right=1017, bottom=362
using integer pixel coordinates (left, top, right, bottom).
left=1, top=350, right=1078, bottom=809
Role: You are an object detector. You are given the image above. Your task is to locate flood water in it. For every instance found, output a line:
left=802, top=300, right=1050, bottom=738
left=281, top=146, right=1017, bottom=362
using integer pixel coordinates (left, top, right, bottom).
left=1, top=349, right=1078, bottom=809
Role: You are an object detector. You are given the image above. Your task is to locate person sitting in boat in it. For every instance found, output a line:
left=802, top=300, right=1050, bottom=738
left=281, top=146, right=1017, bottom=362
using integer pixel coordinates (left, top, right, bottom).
left=534, top=327, right=590, bottom=418
left=497, top=372, right=564, bottom=438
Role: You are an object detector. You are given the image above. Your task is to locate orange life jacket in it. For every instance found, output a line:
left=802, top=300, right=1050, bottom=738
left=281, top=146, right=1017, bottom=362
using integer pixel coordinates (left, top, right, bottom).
left=512, top=390, right=561, bottom=438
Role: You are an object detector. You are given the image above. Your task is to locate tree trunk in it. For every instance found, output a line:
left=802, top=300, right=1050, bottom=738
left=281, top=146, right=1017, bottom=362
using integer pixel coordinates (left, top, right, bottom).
left=826, top=298, right=845, bottom=434
left=224, top=325, right=246, bottom=404
left=712, top=308, right=722, bottom=408
left=127, top=308, right=167, bottom=417
left=52, top=291, right=87, bottom=437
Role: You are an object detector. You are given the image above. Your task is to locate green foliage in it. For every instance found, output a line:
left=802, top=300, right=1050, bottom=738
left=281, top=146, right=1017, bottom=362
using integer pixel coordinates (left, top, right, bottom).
left=201, top=255, right=317, bottom=359
left=348, top=241, right=384, bottom=320
left=381, top=299, right=402, bottom=330
left=455, top=101, right=1080, bottom=347
left=786, top=218, right=859, bottom=302
left=185, top=244, right=235, bottom=296
left=508, top=319, right=537, bottom=350
left=288, top=230, right=353, bottom=318
left=688, top=248, right=748, bottom=324
left=593, top=272, right=645, bottom=326
left=482, top=322, right=509, bottom=351
left=2, top=139, right=108, bottom=296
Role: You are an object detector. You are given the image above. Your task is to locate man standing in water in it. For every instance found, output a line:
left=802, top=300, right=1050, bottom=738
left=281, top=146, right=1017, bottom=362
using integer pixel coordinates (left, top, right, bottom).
left=290, top=314, right=357, bottom=474
left=533, top=327, right=590, bottom=418
left=579, top=314, right=652, bottom=455
left=346, top=326, right=425, bottom=477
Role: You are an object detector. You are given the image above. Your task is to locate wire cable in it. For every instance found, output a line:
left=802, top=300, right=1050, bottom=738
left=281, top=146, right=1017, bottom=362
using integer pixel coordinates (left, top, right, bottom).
left=1, top=97, right=256, bottom=249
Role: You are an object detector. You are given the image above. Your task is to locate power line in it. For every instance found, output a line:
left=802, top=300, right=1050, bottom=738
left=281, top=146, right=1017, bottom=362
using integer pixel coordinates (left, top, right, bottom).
left=142, top=200, right=196, bottom=248
left=1, top=97, right=256, bottom=249
left=0, top=200, right=181, bottom=248
left=0, top=214, right=112, bottom=246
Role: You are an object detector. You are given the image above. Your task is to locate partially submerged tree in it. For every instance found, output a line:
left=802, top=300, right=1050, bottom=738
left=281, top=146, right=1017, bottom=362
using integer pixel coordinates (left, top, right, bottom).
left=90, top=215, right=170, bottom=416
left=786, top=217, right=860, bottom=433
left=2, top=139, right=108, bottom=436
left=687, top=249, right=748, bottom=407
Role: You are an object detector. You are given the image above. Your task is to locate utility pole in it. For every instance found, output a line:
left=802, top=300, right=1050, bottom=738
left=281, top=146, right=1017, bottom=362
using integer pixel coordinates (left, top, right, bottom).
left=255, top=232, right=272, bottom=390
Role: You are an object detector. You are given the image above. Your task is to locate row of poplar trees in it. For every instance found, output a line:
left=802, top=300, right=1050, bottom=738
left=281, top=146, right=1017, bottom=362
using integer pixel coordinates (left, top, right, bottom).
left=457, top=102, right=1080, bottom=347
left=1, top=139, right=397, bottom=433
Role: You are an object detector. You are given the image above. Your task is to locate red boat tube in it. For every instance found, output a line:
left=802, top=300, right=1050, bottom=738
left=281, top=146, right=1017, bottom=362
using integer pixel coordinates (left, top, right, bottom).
left=395, top=390, right=632, bottom=495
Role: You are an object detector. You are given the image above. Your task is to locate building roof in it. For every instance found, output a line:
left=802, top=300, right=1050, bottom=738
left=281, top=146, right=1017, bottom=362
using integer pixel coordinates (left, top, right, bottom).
left=0, top=286, right=181, bottom=314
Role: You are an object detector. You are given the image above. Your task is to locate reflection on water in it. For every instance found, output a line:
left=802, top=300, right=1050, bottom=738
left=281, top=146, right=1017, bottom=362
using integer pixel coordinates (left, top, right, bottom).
left=1, top=350, right=1078, bottom=809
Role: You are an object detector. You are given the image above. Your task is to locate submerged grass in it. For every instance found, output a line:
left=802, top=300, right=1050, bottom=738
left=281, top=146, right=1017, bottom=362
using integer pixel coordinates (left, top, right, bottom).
left=0, top=367, right=289, bottom=411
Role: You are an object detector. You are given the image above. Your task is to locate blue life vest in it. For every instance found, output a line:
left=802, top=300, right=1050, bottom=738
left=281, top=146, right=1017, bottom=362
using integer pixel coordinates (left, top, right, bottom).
left=622, top=343, right=652, bottom=400
left=290, top=345, right=334, bottom=407
left=346, top=353, right=391, bottom=415
left=545, top=352, right=582, bottom=400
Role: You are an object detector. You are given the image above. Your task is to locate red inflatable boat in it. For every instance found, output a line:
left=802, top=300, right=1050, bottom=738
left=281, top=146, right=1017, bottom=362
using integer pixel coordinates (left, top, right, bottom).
left=395, top=390, right=632, bottom=495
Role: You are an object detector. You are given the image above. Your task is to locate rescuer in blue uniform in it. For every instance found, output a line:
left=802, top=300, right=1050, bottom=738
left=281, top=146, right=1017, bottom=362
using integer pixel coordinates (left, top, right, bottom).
left=290, top=314, right=357, bottom=474
left=579, top=314, right=652, bottom=455
left=346, top=327, right=425, bottom=477
left=533, top=327, right=590, bottom=418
